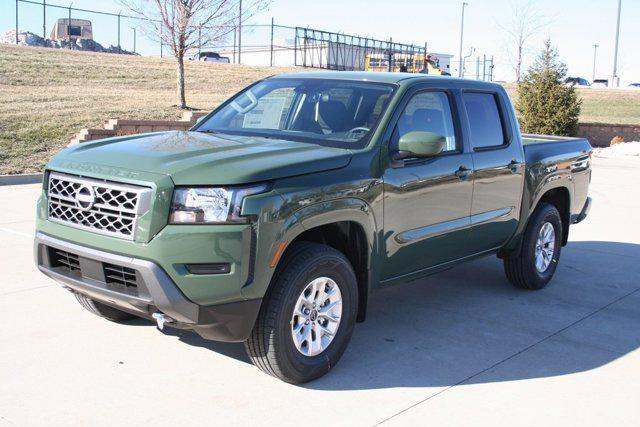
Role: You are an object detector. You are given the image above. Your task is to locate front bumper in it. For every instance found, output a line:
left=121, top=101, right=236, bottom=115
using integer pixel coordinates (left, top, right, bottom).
left=34, top=232, right=261, bottom=342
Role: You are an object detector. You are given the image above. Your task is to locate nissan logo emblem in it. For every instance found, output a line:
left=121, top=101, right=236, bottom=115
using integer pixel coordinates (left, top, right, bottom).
left=75, top=184, right=96, bottom=211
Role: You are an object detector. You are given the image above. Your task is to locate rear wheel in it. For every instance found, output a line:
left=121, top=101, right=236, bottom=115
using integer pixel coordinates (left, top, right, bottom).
left=504, top=203, right=563, bottom=290
left=74, top=294, right=138, bottom=322
left=245, top=242, right=358, bottom=384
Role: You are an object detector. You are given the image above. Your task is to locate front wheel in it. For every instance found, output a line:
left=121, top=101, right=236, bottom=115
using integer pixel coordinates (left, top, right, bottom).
left=245, top=242, right=358, bottom=384
left=504, top=203, right=563, bottom=290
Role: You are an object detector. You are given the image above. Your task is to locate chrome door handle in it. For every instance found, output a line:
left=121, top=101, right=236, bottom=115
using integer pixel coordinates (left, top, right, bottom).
left=508, top=160, right=520, bottom=173
left=455, top=166, right=472, bottom=180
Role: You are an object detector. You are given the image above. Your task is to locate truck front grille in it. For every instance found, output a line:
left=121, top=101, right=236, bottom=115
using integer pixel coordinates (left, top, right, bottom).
left=47, top=172, right=151, bottom=240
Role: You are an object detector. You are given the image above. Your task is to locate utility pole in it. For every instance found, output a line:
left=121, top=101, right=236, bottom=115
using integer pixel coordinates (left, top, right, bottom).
left=238, top=0, right=242, bottom=64
left=458, top=2, right=468, bottom=77
left=611, top=0, right=622, bottom=87
left=592, top=44, right=598, bottom=82
left=43, top=0, right=46, bottom=38
left=132, top=27, right=136, bottom=53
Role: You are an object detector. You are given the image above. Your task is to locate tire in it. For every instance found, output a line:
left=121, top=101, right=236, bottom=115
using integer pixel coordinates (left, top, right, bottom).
left=245, top=242, right=358, bottom=384
left=504, top=203, right=563, bottom=290
left=74, top=293, right=138, bottom=322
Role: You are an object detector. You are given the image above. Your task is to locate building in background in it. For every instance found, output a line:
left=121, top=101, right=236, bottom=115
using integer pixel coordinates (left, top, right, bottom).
left=50, top=19, right=93, bottom=42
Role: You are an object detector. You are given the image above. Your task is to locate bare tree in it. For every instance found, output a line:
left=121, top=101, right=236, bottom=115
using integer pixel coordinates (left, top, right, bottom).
left=121, top=0, right=269, bottom=109
left=500, top=0, right=548, bottom=82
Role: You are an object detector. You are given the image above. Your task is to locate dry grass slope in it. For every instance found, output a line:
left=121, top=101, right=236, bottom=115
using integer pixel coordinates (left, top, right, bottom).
left=1, top=44, right=639, bottom=174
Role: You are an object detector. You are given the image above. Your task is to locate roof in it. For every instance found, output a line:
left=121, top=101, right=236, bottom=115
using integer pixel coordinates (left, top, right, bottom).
left=270, top=71, right=496, bottom=87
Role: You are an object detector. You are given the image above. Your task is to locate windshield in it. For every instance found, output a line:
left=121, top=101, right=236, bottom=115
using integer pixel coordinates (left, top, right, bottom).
left=196, top=78, right=395, bottom=148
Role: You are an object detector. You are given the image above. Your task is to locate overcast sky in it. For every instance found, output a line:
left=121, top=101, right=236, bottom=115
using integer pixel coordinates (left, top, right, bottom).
left=3, top=0, right=638, bottom=84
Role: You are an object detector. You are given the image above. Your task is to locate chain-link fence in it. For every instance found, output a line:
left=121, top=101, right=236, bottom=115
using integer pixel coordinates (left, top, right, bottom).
left=11, top=0, right=495, bottom=81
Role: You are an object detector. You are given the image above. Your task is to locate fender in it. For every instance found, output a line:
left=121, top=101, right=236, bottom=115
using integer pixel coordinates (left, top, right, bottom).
left=500, top=166, right=574, bottom=256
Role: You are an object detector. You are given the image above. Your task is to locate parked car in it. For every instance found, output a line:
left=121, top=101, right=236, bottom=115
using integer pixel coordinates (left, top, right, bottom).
left=35, top=73, right=592, bottom=383
left=591, top=79, right=609, bottom=88
left=189, top=51, right=230, bottom=63
left=564, top=77, right=590, bottom=87
left=628, top=83, right=640, bottom=89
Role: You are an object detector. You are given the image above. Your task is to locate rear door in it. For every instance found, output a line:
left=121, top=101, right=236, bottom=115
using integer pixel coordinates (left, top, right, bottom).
left=462, top=90, right=525, bottom=253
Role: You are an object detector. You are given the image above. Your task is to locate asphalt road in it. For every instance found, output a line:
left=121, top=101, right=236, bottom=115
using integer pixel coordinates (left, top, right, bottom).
left=1, top=156, right=639, bottom=426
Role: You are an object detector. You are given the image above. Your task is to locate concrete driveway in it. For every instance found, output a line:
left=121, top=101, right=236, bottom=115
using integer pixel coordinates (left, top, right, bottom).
left=1, top=156, right=639, bottom=426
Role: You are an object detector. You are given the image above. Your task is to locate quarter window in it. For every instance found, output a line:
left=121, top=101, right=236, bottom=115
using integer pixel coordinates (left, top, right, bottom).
left=463, top=92, right=506, bottom=149
left=394, top=91, right=457, bottom=152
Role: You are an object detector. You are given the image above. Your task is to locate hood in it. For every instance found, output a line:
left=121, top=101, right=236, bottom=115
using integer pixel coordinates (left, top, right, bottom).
left=50, top=131, right=353, bottom=185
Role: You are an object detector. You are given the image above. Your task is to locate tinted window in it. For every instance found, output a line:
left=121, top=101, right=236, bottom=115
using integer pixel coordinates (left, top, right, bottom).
left=463, top=92, right=506, bottom=149
left=394, top=91, right=457, bottom=152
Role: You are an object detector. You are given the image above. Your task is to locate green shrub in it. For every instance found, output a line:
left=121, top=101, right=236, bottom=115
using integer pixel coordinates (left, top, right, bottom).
left=516, top=39, right=581, bottom=136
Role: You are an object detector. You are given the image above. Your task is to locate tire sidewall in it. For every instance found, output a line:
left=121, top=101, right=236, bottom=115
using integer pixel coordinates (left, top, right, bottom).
left=273, top=250, right=357, bottom=382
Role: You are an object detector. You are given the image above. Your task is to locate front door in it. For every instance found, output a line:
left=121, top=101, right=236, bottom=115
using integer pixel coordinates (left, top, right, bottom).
left=381, top=89, right=474, bottom=281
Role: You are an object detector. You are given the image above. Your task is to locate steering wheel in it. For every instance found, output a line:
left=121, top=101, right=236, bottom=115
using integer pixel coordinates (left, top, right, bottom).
left=346, top=126, right=370, bottom=139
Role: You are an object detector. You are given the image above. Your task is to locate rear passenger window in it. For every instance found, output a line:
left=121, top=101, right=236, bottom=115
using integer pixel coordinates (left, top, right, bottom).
left=394, top=91, right=457, bottom=152
left=463, top=92, right=506, bottom=149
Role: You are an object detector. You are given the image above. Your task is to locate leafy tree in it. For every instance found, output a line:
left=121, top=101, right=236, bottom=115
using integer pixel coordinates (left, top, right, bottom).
left=516, top=38, right=581, bottom=135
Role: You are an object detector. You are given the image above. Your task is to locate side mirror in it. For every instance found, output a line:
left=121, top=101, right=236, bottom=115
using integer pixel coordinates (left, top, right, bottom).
left=395, top=131, right=446, bottom=159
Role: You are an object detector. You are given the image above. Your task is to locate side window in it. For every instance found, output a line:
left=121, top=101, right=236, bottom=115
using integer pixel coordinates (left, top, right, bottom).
left=394, top=91, right=457, bottom=152
left=463, top=92, right=506, bottom=149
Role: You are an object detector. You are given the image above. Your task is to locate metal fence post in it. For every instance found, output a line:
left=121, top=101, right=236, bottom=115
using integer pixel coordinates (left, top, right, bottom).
left=15, top=0, right=19, bottom=44
left=117, top=13, right=121, bottom=54
left=238, top=0, right=242, bottom=64
left=482, top=54, right=486, bottom=81
left=68, top=4, right=72, bottom=49
left=232, top=26, right=236, bottom=63
left=270, top=17, right=274, bottom=67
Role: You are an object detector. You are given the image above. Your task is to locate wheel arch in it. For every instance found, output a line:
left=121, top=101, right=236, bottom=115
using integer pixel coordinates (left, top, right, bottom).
left=270, top=198, right=378, bottom=322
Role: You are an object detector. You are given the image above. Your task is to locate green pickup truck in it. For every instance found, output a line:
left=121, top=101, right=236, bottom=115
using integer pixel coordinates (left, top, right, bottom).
left=35, top=72, right=592, bottom=383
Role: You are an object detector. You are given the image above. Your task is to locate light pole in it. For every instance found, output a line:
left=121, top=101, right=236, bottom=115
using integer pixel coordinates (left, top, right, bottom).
left=612, top=0, right=622, bottom=87
left=458, top=2, right=468, bottom=77
left=592, top=44, right=598, bottom=82
left=132, top=27, right=136, bottom=53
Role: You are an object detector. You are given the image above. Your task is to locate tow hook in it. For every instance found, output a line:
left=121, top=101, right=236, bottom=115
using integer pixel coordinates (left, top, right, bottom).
left=152, top=312, right=174, bottom=330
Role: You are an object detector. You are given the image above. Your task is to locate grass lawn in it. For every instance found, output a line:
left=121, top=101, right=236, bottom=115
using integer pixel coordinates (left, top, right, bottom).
left=1, top=44, right=639, bottom=174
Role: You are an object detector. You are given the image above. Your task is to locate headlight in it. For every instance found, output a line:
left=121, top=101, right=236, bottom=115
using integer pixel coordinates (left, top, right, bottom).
left=169, top=184, right=268, bottom=224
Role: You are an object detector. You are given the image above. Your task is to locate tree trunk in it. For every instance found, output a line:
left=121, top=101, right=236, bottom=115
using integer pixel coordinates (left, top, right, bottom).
left=175, top=54, right=186, bottom=109
left=515, top=44, right=523, bottom=83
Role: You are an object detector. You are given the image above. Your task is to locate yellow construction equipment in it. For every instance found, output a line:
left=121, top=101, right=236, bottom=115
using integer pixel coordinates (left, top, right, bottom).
left=364, top=53, right=450, bottom=75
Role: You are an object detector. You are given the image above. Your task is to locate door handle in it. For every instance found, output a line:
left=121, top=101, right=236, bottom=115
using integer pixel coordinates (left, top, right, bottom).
left=508, top=160, right=520, bottom=173
left=455, top=166, right=472, bottom=180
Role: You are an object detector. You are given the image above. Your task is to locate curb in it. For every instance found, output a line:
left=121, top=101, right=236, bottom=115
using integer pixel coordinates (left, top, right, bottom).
left=0, top=173, right=43, bottom=186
